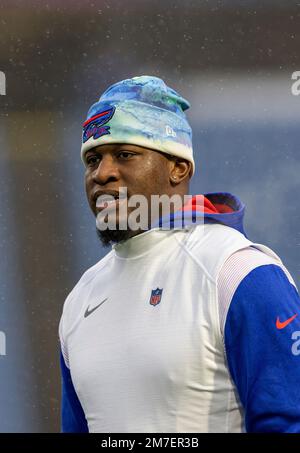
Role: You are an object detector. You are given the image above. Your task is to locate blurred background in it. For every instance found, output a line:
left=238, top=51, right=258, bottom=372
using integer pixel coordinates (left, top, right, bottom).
left=0, top=0, right=299, bottom=432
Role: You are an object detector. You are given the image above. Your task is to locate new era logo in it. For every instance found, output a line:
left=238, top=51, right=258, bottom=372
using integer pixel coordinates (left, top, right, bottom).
left=165, top=125, right=176, bottom=137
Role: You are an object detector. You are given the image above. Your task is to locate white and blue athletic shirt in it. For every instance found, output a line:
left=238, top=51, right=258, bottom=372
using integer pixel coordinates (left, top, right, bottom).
left=59, top=193, right=300, bottom=433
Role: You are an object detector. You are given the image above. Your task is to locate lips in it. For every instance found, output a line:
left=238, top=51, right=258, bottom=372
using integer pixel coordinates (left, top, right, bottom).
left=92, top=190, right=120, bottom=204
left=93, top=189, right=127, bottom=210
left=96, top=194, right=118, bottom=209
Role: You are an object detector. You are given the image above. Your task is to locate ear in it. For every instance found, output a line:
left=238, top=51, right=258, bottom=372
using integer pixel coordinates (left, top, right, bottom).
left=169, top=159, right=192, bottom=185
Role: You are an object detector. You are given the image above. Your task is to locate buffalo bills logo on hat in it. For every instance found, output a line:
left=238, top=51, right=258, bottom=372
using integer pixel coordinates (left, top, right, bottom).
left=82, top=106, right=115, bottom=143
left=149, top=288, right=163, bottom=306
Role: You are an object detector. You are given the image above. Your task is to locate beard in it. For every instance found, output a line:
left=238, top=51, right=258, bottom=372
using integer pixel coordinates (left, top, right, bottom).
left=95, top=206, right=151, bottom=247
left=96, top=226, right=144, bottom=247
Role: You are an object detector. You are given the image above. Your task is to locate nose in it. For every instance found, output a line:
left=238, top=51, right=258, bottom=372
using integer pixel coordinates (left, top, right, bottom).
left=92, top=154, right=119, bottom=185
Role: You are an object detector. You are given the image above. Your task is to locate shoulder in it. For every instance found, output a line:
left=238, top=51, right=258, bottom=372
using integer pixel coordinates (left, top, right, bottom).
left=179, top=223, right=253, bottom=281
left=218, top=245, right=298, bottom=336
left=59, top=251, right=114, bottom=341
left=66, top=250, right=113, bottom=305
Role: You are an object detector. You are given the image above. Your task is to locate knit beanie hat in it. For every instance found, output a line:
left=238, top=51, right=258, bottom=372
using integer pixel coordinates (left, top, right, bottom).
left=81, top=75, right=194, bottom=175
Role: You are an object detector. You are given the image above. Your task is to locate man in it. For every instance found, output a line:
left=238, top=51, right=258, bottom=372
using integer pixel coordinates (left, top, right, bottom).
left=59, top=75, right=300, bottom=433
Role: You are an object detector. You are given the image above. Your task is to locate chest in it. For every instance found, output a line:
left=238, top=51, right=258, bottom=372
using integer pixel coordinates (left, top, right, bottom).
left=67, top=254, right=220, bottom=395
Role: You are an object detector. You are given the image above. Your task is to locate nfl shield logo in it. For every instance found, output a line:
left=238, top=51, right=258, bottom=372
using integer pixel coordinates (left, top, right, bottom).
left=149, top=288, right=163, bottom=306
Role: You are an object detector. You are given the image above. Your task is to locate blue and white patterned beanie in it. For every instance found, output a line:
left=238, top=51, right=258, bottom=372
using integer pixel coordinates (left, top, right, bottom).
left=81, top=75, right=194, bottom=175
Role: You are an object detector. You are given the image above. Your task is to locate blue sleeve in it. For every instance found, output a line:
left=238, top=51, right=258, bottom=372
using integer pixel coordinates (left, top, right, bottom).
left=224, top=264, right=300, bottom=433
left=60, top=351, right=89, bottom=433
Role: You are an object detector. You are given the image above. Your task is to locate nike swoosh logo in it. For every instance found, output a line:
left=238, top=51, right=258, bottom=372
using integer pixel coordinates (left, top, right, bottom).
left=276, top=314, right=298, bottom=330
left=84, top=298, right=108, bottom=318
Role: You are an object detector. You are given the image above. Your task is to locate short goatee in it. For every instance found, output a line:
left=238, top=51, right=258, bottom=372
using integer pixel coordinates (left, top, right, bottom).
left=96, top=228, right=138, bottom=247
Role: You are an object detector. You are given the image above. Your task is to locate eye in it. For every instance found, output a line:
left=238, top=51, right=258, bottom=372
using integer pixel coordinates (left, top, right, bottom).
left=118, top=151, right=135, bottom=159
left=86, top=155, right=100, bottom=166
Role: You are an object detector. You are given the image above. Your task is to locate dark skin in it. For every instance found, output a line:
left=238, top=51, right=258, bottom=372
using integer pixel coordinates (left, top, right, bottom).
left=84, top=143, right=192, bottom=245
